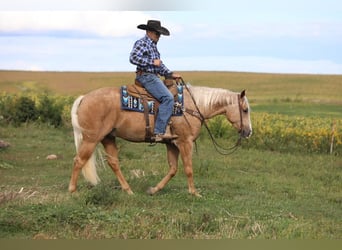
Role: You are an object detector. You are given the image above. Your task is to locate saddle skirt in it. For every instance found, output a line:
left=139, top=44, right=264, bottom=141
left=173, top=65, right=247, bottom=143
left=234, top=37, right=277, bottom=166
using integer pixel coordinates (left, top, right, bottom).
left=121, top=80, right=184, bottom=116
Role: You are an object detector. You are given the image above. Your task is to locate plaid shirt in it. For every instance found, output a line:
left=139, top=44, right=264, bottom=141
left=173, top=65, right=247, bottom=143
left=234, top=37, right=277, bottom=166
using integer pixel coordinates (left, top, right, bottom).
left=129, top=35, right=172, bottom=77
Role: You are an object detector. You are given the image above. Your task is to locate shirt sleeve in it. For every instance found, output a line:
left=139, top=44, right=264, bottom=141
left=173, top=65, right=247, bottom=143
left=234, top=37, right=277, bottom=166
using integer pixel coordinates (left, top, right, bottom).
left=159, top=62, right=173, bottom=77
left=129, top=40, right=153, bottom=67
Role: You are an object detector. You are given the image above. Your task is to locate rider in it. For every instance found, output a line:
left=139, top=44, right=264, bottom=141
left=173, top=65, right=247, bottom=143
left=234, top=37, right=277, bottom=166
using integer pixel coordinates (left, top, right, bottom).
left=129, top=20, right=180, bottom=142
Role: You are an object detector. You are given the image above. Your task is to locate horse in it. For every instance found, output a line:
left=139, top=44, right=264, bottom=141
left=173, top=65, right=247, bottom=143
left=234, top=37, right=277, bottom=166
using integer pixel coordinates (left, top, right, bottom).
left=68, top=81, right=252, bottom=197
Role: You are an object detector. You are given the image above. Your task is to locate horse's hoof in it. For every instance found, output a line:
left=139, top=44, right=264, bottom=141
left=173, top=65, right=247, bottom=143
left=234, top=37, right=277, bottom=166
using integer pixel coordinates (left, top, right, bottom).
left=194, top=192, right=202, bottom=198
left=189, top=191, right=202, bottom=198
left=146, top=187, right=156, bottom=195
left=126, top=189, right=134, bottom=195
left=68, top=185, right=76, bottom=193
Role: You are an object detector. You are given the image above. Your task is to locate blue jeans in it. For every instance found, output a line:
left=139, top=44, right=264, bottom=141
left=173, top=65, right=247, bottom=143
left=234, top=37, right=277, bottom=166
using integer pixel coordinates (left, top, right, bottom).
left=136, top=73, right=174, bottom=134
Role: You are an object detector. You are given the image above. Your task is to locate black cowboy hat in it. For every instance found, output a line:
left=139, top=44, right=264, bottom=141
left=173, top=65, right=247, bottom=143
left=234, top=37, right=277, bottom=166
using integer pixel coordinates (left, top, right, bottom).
left=137, top=20, right=170, bottom=36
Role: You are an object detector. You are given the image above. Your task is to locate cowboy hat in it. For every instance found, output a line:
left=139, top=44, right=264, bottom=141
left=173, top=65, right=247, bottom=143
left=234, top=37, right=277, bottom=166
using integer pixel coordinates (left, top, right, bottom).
left=137, top=20, right=170, bottom=36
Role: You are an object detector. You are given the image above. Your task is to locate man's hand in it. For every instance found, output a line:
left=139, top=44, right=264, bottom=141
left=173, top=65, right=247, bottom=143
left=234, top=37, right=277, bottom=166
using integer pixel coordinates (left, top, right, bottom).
left=153, top=59, right=162, bottom=67
left=172, top=73, right=181, bottom=79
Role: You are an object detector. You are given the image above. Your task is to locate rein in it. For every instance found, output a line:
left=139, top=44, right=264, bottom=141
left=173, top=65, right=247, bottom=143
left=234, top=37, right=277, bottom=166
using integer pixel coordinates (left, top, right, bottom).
left=178, top=78, right=242, bottom=155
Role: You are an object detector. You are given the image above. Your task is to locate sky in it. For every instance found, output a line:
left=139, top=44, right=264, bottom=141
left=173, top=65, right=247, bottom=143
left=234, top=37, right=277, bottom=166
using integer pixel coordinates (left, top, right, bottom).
left=0, top=0, right=342, bottom=74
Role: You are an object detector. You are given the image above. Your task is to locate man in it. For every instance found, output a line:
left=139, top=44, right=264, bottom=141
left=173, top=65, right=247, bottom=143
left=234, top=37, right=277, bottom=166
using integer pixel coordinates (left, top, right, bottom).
left=130, top=20, right=180, bottom=141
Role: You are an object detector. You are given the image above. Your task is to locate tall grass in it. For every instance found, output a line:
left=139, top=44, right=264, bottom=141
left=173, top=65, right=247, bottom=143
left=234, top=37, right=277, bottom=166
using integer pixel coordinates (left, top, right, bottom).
left=207, top=114, right=341, bottom=155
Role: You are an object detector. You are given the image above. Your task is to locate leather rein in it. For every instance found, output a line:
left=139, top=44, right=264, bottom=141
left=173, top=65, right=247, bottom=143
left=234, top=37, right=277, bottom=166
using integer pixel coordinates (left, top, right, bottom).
left=179, top=78, right=243, bottom=155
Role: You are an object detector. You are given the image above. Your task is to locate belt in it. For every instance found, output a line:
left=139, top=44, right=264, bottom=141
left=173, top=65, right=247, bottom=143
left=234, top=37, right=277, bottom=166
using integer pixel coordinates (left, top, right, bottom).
left=136, top=70, right=157, bottom=76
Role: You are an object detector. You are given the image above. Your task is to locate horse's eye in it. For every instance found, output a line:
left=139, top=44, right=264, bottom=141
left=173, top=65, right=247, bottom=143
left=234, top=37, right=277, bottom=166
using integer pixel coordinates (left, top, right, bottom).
left=243, top=108, right=249, bottom=113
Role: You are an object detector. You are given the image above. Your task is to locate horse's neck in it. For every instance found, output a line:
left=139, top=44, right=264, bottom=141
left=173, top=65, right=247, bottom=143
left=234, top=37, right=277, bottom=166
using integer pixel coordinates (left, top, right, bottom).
left=189, top=86, right=237, bottom=119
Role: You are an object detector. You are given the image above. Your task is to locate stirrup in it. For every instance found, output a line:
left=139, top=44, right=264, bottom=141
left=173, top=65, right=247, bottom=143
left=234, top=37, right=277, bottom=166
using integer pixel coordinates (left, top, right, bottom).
left=153, top=133, right=178, bottom=142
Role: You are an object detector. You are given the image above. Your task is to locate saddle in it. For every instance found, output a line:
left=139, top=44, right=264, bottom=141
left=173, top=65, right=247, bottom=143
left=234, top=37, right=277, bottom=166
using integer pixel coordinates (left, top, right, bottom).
left=123, top=79, right=183, bottom=142
left=127, top=79, right=179, bottom=100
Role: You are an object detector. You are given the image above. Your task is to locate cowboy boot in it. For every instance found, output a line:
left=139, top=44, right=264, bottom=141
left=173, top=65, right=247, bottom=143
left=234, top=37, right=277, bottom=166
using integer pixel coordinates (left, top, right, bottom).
left=154, top=123, right=178, bottom=142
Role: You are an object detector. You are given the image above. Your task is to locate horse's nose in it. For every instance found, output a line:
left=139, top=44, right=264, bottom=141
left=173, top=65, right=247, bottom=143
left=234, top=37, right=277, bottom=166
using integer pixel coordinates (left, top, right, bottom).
left=241, top=129, right=252, bottom=138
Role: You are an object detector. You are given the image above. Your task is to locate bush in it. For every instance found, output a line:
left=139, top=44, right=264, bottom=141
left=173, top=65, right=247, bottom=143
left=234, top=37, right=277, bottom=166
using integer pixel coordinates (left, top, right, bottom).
left=37, top=94, right=63, bottom=127
left=14, top=96, right=38, bottom=125
left=0, top=92, right=69, bottom=127
left=0, top=94, right=16, bottom=124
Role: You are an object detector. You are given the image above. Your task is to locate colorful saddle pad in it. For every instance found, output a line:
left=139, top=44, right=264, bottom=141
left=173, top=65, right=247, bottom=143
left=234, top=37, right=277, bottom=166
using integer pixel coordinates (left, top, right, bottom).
left=120, top=85, right=184, bottom=116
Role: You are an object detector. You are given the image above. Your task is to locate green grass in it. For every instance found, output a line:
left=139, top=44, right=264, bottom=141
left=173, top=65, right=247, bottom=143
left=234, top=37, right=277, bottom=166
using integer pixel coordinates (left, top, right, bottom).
left=0, top=125, right=341, bottom=239
left=253, top=102, right=342, bottom=119
left=0, top=71, right=341, bottom=239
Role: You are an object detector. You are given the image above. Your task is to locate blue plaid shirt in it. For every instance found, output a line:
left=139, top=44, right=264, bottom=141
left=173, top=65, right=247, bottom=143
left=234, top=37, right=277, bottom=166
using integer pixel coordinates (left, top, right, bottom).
left=129, top=35, right=172, bottom=77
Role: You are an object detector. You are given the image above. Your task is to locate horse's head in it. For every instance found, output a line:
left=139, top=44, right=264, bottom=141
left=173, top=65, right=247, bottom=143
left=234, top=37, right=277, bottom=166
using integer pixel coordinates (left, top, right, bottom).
left=226, top=90, right=252, bottom=138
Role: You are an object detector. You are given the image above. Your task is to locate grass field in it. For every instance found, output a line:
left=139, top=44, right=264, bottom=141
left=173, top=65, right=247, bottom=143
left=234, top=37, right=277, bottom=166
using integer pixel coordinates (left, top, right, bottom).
left=0, top=125, right=341, bottom=239
left=0, top=70, right=341, bottom=239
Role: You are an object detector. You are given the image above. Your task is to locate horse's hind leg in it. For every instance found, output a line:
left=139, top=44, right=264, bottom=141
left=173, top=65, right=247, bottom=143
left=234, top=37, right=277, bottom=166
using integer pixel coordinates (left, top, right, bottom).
left=147, top=143, right=179, bottom=195
left=101, top=137, right=133, bottom=195
left=69, top=141, right=97, bottom=193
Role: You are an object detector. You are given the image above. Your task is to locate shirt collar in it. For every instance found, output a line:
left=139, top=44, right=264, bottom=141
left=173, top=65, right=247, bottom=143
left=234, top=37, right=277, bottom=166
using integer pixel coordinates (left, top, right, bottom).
left=144, top=34, right=157, bottom=45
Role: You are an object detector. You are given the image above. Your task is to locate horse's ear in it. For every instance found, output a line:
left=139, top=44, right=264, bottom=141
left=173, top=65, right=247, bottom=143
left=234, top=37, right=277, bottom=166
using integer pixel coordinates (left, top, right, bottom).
left=241, top=89, right=246, bottom=98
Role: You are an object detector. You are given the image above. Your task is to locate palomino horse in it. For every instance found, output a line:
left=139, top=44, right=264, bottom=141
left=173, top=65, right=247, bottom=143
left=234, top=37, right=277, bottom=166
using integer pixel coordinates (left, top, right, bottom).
left=68, top=82, right=252, bottom=197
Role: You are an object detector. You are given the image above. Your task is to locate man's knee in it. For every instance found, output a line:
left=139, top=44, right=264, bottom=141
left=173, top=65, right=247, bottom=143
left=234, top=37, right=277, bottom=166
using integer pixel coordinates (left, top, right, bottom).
left=162, top=93, right=174, bottom=104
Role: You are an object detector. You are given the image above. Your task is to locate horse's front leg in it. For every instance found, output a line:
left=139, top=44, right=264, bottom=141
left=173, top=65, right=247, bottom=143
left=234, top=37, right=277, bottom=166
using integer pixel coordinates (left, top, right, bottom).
left=102, top=137, right=133, bottom=195
left=147, top=143, right=179, bottom=195
left=179, top=140, right=201, bottom=197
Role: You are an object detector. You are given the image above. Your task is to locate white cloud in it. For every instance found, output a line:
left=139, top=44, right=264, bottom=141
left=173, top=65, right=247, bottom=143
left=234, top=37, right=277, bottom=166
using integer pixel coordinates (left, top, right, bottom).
left=1, top=10, right=341, bottom=74
left=0, top=0, right=198, bottom=11
left=0, top=11, right=152, bottom=37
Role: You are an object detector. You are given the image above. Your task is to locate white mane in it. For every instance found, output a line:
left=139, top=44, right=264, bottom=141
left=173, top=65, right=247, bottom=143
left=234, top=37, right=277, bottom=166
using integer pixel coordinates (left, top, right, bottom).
left=187, top=85, right=237, bottom=111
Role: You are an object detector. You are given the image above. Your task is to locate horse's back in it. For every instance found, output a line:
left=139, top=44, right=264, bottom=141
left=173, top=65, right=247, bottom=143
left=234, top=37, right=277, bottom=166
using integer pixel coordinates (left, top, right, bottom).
left=85, top=86, right=120, bottom=98
left=81, top=87, right=120, bottom=107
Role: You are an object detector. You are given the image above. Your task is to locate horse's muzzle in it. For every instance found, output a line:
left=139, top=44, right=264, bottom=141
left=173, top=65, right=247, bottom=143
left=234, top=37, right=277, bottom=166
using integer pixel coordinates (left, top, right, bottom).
left=240, top=129, right=252, bottom=139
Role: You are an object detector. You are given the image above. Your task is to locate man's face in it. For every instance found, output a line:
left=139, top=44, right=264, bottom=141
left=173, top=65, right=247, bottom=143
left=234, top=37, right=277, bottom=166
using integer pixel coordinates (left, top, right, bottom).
left=147, top=30, right=161, bottom=43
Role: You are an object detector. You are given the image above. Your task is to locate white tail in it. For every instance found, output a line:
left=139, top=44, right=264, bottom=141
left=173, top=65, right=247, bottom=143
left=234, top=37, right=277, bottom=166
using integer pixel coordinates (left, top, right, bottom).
left=71, top=96, right=100, bottom=185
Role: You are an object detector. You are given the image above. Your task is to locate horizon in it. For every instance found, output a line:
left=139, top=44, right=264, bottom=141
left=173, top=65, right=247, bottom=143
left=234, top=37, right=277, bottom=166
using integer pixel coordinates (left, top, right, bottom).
left=2, top=69, right=342, bottom=77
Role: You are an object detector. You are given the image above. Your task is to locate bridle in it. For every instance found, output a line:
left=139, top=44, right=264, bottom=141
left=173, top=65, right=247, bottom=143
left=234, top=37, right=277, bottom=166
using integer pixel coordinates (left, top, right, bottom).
left=178, top=78, right=244, bottom=155
left=237, top=93, right=244, bottom=135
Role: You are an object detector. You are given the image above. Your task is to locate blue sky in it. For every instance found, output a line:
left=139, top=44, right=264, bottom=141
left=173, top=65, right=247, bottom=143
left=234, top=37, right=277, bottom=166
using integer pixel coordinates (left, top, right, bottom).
left=0, top=0, right=342, bottom=74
